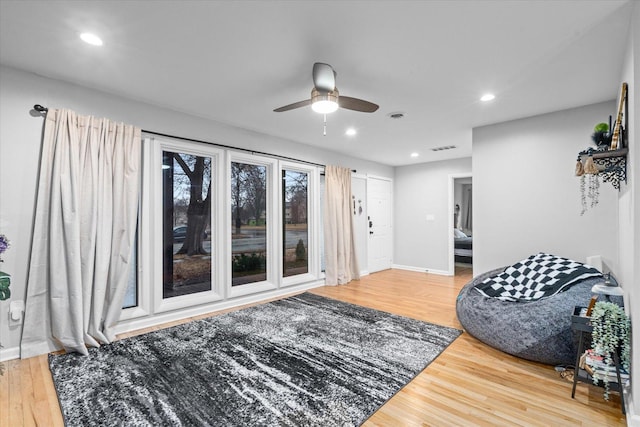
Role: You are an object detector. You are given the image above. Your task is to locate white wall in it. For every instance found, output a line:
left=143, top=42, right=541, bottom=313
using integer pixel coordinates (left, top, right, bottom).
left=0, top=65, right=393, bottom=356
left=472, top=101, right=619, bottom=276
left=617, top=3, right=639, bottom=424
left=393, top=157, right=472, bottom=274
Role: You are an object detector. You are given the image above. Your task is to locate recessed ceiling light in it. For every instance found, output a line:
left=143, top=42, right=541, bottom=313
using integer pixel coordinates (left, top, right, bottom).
left=345, top=128, right=357, bottom=136
left=480, top=93, right=495, bottom=102
left=410, top=152, right=419, bottom=158
left=80, top=32, right=103, bottom=46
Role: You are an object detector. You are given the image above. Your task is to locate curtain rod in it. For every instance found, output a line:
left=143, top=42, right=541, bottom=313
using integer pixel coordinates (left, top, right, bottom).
left=32, top=104, right=358, bottom=172
left=140, top=129, right=328, bottom=169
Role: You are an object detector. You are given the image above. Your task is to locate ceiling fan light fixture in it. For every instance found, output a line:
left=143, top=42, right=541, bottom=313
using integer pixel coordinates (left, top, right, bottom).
left=311, top=88, right=339, bottom=114
left=312, top=100, right=339, bottom=114
left=80, top=32, right=103, bottom=46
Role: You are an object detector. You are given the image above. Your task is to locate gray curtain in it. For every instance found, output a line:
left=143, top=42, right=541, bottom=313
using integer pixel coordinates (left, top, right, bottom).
left=21, top=109, right=141, bottom=358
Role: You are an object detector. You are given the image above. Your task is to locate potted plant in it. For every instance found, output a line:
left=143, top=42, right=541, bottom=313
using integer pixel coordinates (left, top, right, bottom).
left=0, top=234, right=10, bottom=301
left=0, top=234, right=10, bottom=376
left=589, top=301, right=631, bottom=400
left=591, top=122, right=612, bottom=149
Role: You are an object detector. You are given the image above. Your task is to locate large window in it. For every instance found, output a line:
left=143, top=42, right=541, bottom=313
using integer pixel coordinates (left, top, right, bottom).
left=283, top=170, right=308, bottom=277
left=231, top=162, right=268, bottom=286
left=162, top=150, right=213, bottom=298
left=137, top=136, right=321, bottom=319
left=320, top=173, right=325, bottom=273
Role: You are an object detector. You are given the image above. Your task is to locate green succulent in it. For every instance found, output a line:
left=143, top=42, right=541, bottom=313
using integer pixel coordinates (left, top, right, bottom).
left=0, top=272, right=9, bottom=300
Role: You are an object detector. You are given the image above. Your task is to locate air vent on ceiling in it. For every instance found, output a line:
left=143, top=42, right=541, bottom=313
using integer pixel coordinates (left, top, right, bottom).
left=431, top=145, right=457, bottom=152
left=387, top=112, right=405, bottom=119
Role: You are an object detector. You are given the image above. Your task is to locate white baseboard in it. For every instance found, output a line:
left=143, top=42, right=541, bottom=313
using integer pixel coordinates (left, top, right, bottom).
left=392, top=264, right=452, bottom=276
left=0, top=344, right=20, bottom=362
left=626, top=389, right=639, bottom=427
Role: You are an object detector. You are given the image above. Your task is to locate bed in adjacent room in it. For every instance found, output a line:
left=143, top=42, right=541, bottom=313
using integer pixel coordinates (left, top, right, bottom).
left=454, top=229, right=472, bottom=264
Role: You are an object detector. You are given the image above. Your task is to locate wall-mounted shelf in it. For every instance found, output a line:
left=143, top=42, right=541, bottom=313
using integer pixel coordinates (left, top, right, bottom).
left=578, top=147, right=628, bottom=190
left=578, top=148, right=628, bottom=190
left=576, top=82, right=629, bottom=192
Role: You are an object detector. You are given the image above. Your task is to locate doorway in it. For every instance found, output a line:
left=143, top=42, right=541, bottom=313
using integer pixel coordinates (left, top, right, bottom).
left=449, top=174, right=473, bottom=276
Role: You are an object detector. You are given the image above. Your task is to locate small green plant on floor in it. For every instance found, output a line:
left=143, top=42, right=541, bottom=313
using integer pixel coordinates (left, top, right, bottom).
left=295, top=239, right=306, bottom=261
left=232, top=253, right=266, bottom=274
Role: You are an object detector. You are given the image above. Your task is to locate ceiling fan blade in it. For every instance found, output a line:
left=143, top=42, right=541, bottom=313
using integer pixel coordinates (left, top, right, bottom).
left=312, top=63, right=336, bottom=92
left=339, top=96, right=379, bottom=113
left=273, top=99, right=312, bottom=112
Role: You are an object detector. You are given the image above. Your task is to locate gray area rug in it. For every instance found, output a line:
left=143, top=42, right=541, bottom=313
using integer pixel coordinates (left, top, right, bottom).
left=49, top=292, right=461, bottom=426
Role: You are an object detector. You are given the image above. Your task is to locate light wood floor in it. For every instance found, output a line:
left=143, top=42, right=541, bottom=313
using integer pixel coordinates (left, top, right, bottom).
left=0, top=268, right=627, bottom=426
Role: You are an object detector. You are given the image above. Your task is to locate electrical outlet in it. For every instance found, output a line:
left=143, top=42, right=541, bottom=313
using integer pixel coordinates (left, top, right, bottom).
left=9, top=300, right=24, bottom=323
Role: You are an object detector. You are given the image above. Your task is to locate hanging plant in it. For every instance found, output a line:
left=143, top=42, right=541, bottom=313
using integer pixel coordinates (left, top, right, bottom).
left=0, top=234, right=10, bottom=301
left=588, top=174, right=600, bottom=209
left=589, top=301, right=630, bottom=400
left=577, top=161, right=600, bottom=216
left=579, top=175, right=587, bottom=215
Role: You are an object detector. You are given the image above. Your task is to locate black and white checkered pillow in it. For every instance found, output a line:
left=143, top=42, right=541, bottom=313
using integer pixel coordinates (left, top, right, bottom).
left=474, top=253, right=602, bottom=302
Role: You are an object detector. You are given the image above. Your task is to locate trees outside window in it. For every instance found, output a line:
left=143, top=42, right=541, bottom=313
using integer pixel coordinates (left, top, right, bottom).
left=283, top=170, right=308, bottom=277
left=162, top=151, right=212, bottom=299
left=231, top=162, right=267, bottom=286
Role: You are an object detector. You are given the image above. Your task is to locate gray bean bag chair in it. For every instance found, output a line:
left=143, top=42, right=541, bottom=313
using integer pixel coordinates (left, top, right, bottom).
left=456, top=268, right=608, bottom=366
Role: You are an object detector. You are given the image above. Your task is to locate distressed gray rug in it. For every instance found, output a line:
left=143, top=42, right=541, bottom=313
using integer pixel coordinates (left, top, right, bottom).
left=49, top=292, right=461, bottom=426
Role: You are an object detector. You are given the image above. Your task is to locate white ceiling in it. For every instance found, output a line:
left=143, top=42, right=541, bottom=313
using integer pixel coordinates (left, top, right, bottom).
left=0, top=1, right=633, bottom=166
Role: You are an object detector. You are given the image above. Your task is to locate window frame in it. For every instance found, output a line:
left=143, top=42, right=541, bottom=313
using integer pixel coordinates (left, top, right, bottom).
left=118, top=135, right=326, bottom=329
left=227, top=152, right=278, bottom=299
left=279, top=161, right=319, bottom=287
left=318, top=171, right=326, bottom=278
left=152, top=138, right=225, bottom=314
left=120, top=137, right=153, bottom=321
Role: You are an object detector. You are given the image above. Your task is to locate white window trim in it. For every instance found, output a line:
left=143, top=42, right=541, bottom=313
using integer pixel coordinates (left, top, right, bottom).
left=153, top=137, right=225, bottom=314
left=280, top=161, right=319, bottom=287
left=115, top=135, right=327, bottom=334
left=227, top=152, right=279, bottom=299
left=119, top=137, right=153, bottom=321
left=318, top=171, right=326, bottom=279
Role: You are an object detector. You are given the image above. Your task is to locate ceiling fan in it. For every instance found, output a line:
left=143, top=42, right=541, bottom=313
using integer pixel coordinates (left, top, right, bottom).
left=274, top=63, right=379, bottom=114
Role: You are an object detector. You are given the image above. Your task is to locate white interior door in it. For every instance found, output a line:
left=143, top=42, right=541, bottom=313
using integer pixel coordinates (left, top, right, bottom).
left=367, top=176, right=392, bottom=273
